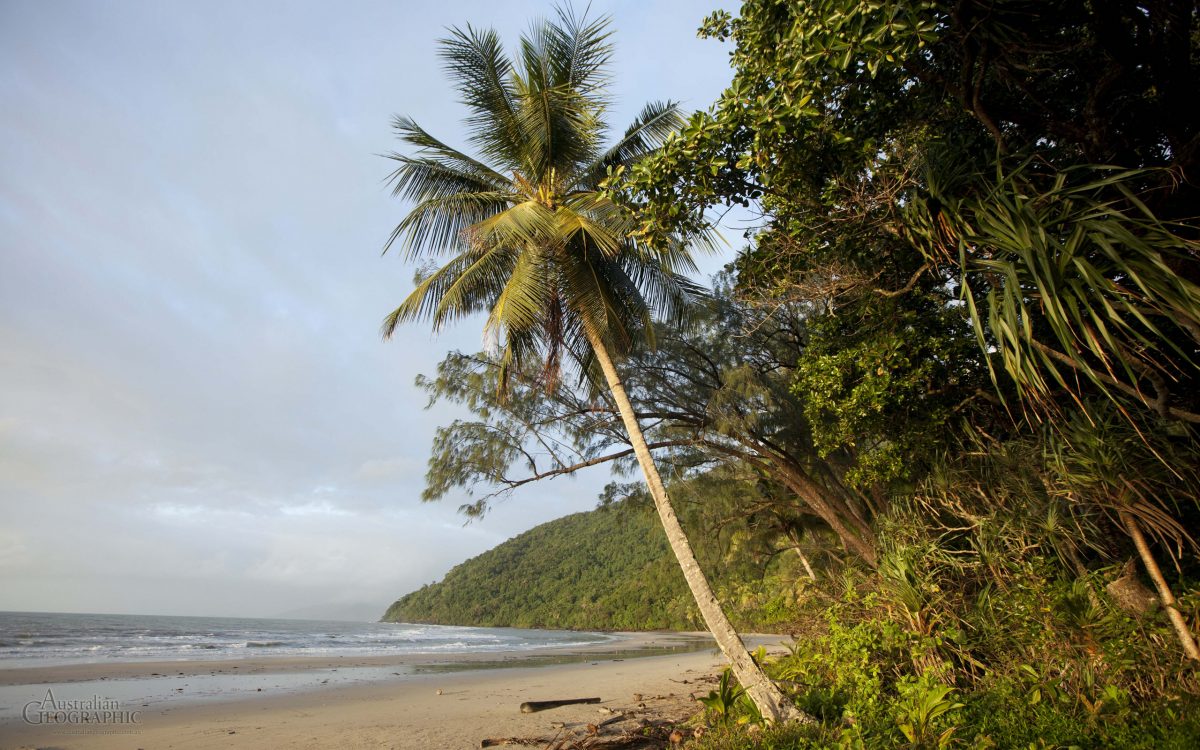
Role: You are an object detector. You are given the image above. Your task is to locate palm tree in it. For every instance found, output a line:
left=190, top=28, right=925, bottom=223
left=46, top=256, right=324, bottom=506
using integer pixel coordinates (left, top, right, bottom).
left=379, top=7, right=807, bottom=724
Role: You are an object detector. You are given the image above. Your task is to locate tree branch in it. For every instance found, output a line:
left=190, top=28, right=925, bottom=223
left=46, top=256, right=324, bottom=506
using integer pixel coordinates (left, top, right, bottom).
left=1030, top=339, right=1200, bottom=423
left=495, top=439, right=696, bottom=491
left=873, top=263, right=930, bottom=298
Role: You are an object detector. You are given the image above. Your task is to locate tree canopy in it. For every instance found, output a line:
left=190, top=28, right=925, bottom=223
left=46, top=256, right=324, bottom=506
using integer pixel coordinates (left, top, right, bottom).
left=382, top=1, right=1200, bottom=744
left=615, top=0, right=1200, bottom=427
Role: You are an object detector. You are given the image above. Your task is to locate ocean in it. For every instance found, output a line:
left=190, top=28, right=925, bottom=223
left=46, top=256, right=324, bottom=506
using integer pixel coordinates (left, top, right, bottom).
left=0, top=611, right=614, bottom=668
left=0, top=612, right=718, bottom=728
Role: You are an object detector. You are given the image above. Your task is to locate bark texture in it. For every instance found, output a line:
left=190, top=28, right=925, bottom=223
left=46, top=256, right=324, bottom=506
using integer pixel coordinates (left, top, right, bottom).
left=1120, top=511, right=1200, bottom=661
left=588, top=332, right=811, bottom=725
left=772, top=461, right=878, bottom=566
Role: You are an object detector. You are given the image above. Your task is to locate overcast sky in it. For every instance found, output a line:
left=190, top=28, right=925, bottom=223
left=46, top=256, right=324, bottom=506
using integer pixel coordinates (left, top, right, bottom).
left=0, top=0, right=741, bottom=619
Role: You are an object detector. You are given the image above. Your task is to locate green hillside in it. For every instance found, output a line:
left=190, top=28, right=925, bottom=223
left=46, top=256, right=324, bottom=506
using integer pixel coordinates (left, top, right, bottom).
left=382, top=490, right=808, bottom=631
left=382, top=500, right=701, bottom=630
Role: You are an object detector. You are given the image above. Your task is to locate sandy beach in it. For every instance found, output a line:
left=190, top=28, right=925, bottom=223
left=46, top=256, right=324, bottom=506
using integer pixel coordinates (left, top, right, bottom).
left=0, top=633, right=784, bottom=749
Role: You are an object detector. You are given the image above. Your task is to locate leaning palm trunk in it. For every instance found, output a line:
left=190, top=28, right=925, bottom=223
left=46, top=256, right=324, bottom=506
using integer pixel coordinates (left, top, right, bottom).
left=377, top=5, right=803, bottom=722
left=1119, top=511, right=1200, bottom=662
left=589, top=332, right=811, bottom=725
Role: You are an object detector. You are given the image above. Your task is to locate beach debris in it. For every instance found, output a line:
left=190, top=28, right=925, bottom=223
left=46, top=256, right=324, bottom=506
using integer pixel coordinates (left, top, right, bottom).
left=479, top=738, right=537, bottom=748
left=631, top=693, right=642, bottom=702
left=597, top=706, right=614, bottom=714
left=518, top=697, right=601, bottom=713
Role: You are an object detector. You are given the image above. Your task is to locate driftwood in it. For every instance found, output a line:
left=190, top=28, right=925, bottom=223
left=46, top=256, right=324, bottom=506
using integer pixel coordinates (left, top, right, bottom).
left=519, top=697, right=602, bottom=713
left=487, top=690, right=697, bottom=750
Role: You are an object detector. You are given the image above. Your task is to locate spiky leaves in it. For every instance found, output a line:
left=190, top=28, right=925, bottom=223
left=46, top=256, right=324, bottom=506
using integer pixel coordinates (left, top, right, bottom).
left=904, top=162, right=1200, bottom=424
left=381, top=8, right=703, bottom=391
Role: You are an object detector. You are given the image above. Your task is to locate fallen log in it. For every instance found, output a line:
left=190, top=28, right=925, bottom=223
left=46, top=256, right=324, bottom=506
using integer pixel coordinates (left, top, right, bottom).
left=519, top=697, right=602, bottom=713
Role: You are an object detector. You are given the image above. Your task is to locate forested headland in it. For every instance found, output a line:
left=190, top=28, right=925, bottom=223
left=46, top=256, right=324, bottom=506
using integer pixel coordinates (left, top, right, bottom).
left=383, top=486, right=813, bottom=632
left=380, top=0, right=1200, bottom=746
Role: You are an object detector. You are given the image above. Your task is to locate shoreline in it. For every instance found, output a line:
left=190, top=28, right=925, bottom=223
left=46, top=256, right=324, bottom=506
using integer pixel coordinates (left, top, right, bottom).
left=0, top=632, right=793, bottom=750
left=0, top=630, right=714, bottom=687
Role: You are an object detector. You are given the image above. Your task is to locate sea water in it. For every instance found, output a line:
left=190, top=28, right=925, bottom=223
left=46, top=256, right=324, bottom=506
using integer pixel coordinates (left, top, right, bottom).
left=0, top=611, right=614, bottom=668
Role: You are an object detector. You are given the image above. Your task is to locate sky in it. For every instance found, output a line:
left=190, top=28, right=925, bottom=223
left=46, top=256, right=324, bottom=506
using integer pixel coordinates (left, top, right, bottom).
left=0, top=0, right=742, bottom=620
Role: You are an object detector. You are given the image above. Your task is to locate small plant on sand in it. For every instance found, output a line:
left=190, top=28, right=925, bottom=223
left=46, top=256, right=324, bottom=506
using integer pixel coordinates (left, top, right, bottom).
left=700, top=668, right=765, bottom=727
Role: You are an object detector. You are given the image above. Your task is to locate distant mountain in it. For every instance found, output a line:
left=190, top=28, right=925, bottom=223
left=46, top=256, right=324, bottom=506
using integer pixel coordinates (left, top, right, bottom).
left=383, top=500, right=707, bottom=631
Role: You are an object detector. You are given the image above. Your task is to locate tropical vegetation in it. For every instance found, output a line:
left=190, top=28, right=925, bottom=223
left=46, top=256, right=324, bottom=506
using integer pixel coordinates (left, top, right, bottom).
left=383, top=482, right=810, bottom=632
left=378, top=4, right=800, bottom=722
left=379, top=0, right=1200, bottom=745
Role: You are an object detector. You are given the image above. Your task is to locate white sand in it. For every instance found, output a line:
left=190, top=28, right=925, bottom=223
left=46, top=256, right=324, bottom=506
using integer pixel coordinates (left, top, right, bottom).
left=1, top=633, right=795, bottom=749
left=2, top=651, right=724, bottom=749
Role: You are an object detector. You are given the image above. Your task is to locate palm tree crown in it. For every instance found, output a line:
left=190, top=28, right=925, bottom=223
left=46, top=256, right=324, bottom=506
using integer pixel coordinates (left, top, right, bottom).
left=381, top=7, right=706, bottom=389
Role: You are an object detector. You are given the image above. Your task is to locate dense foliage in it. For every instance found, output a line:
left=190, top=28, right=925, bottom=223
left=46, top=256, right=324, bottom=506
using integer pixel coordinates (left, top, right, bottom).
left=385, top=0, right=1200, bottom=744
left=619, top=0, right=1200, bottom=427
left=684, top=495, right=1200, bottom=748
left=384, top=497, right=696, bottom=630
left=383, top=477, right=814, bottom=631
left=611, top=0, right=1200, bottom=630
left=618, top=0, right=1200, bottom=745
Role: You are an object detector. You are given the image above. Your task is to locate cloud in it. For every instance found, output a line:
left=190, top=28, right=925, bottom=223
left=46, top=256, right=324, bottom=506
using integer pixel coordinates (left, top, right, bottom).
left=278, top=500, right=353, bottom=517
left=356, top=456, right=423, bottom=481
left=0, top=530, right=29, bottom=570
left=0, top=0, right=739, bottom=618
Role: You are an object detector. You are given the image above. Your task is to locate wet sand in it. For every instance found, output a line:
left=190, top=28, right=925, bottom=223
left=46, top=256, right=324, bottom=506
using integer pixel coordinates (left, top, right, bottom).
left=0, top=632, right=788, bottom=749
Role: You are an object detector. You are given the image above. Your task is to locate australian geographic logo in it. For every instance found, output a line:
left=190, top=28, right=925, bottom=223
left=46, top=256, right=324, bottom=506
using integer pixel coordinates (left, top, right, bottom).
left=22, top=689, right=142, bottom=727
